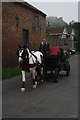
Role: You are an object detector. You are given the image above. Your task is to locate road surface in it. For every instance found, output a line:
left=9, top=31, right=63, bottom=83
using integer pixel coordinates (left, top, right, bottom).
left=2, top=55, right=78, bottom=118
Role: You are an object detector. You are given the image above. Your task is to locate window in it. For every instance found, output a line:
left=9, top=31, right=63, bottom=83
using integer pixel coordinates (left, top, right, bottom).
left=34, top=16, right=39, bottom=30
left=23, top=29, right=29, bottom=48
left=16, top=15, right=19, bottom=28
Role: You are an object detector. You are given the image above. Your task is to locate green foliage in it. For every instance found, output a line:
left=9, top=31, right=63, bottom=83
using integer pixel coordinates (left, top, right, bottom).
left=76, top=31, right=80, bottom=51
left=2, top=67, right=21, bottom=80
left=67, top=37, right=72, bottom=41
left=0, top=69, right=2, bottom=80
left=72, top=22, right=80, bottom=52
left=46, top=16, right=68, bottom=28
left=68, top=22, right=80, bottom=52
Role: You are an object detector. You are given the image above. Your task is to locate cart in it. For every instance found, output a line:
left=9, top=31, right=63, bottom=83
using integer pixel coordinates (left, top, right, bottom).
left=43, top=47, right=70, bottom=82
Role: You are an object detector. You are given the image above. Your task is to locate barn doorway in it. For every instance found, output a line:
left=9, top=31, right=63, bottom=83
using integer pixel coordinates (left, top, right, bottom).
left=23, top=29, right=29, bottom=48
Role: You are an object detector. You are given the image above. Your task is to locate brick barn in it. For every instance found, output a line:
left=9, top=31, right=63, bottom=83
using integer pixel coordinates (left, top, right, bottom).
left=2, top=2, right=46, bottom=68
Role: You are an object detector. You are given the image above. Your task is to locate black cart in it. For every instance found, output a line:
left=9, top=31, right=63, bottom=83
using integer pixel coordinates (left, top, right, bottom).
left=43, top=47, right=70, bottom=82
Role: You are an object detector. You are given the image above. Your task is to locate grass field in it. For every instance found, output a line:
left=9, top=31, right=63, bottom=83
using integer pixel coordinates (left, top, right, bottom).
left=2, top=67, right=21, bottom=80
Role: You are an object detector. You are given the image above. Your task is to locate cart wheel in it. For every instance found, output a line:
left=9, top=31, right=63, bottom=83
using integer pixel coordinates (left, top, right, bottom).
left=66, top=64, right=70, bottom=76
left=54, top=68, right=59, bottom=82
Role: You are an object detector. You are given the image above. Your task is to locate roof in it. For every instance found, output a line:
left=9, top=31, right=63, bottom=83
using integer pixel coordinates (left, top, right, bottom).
left=52, top=27, right=64, bottom=34
left=51, top=27, right=73, bottom=35
left=16, top=2, right=46, bottom=17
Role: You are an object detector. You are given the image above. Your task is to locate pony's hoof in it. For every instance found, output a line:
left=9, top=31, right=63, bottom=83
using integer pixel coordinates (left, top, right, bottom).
left=32, top=85, right=36, bottom=89
left=35, top=82, right=37, bottom=85
left=41, top=80, right=44, bottom=83
left=21, top=88, right=25, bottom=92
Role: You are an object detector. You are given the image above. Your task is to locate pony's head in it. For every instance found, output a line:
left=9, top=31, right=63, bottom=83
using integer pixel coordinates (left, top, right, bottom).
left=17, top=45, right=29, bottom=64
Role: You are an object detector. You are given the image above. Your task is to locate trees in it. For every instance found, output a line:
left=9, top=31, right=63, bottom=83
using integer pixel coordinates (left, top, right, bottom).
left=69, top=22, right=80, bottom=52
left=46, top=16, right=68, bottom=28
left=76, top=30, right=80, bottom=52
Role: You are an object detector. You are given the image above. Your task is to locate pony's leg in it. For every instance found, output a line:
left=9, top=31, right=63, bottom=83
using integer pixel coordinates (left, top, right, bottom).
left=21, top=70, right=26, bottom=92
left=40, top=67, right=44, bottom=83
left=31, top=68, right=37, bottom=89
left=35, top=70, right=38, bottom=86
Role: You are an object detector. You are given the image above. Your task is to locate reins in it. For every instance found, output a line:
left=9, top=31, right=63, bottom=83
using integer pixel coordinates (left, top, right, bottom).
left=29, top=50, right=39, bottom=64
left=19, top=48, right=40, bottom=69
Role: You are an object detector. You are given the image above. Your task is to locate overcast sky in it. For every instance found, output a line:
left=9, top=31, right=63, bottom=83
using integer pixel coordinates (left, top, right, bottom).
left=25, top=0, right=78, bottom=24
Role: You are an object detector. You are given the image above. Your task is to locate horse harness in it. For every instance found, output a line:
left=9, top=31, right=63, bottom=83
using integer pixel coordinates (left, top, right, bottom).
left=19, top=49, right=40, bottom=70
left=29, top=51, right=40, bottom=65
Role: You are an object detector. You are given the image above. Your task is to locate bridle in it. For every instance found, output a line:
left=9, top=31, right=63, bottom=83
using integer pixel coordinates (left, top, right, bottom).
left=18, top=48, right=29, bottom=62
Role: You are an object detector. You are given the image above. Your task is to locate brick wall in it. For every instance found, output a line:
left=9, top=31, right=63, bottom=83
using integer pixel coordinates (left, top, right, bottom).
left=2, top=2, right=46, bottom=68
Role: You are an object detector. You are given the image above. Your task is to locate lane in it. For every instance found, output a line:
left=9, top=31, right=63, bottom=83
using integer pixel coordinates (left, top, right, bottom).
left=2, top=55, right=78, bottom=118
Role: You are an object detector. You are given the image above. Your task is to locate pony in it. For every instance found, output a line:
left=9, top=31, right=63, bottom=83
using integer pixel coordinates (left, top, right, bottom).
left=17, top=45, right=44, bottom=92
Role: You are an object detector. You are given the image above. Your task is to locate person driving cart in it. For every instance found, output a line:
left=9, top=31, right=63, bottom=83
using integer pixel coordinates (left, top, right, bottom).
left=39, top=38, right=50, bottom=56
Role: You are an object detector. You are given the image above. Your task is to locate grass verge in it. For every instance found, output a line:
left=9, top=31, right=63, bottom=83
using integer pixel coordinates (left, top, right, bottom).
left=76, top=51, right=80, bottom=55
left=2, top=67, right=21, bottom=80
